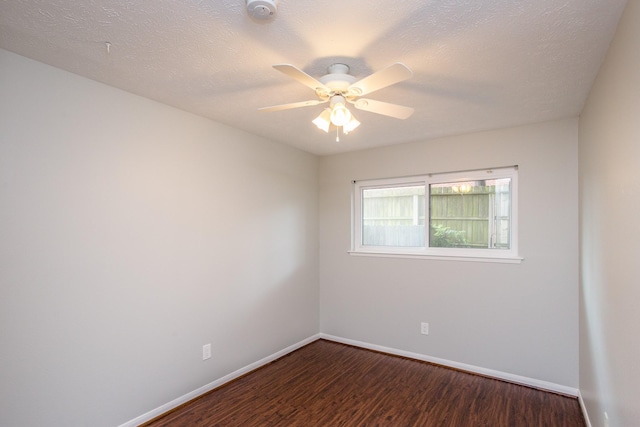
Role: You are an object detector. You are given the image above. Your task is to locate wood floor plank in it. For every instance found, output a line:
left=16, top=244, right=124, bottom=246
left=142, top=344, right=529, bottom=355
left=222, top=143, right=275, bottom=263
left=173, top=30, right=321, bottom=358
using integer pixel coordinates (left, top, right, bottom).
left=142, top=339, right=585, bottom=427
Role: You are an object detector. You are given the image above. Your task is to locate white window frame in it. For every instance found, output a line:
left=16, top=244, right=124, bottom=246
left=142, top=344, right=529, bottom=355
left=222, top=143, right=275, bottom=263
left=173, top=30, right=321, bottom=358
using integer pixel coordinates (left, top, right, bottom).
left=350, top=166, right=522, bottom=263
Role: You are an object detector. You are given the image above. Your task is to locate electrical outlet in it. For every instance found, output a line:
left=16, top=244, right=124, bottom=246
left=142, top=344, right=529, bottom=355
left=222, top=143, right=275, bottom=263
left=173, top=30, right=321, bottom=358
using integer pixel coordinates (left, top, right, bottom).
left=202, top=343, right=211, bottom=360
left=421, top=322, right=429, bottom=335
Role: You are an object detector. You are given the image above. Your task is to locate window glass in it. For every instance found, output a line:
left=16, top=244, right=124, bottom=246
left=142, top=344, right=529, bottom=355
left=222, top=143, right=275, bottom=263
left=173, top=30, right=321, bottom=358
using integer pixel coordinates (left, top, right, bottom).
left=352, top=167, right=519, bottom=262
left=429, top=178, right=511, bottom=249
left=362, top=185, right=425, bottom=247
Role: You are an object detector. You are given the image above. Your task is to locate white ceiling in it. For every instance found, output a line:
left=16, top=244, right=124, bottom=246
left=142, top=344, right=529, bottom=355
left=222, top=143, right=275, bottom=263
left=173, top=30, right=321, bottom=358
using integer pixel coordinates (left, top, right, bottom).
left=0, top=0, right=627, bottom=155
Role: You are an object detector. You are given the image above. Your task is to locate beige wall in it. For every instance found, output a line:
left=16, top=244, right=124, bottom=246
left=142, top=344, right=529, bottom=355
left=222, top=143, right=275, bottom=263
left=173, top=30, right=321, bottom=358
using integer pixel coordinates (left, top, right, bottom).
left=0, top=49, right=319, bottom=427
left=579, top=1, right=640, bottom=425
left=8, top=6, right=640, bottom=419
left=319, top=119, right=579, bottom=387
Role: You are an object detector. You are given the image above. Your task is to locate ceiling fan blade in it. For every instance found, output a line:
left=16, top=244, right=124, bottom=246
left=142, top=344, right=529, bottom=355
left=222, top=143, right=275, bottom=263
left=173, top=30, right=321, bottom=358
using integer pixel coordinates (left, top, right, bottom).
left=348, top=63, right=413, bottom=97
left=273, top=64, right=330, bottom=94
left=258, top=99, right=327, bottom=112
left=351, top=98, right=414, bottom=119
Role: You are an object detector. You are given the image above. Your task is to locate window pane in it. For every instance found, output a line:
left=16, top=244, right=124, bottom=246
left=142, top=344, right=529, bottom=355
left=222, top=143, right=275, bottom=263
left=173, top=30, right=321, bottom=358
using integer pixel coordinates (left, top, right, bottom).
left=429, top=178, right=511, bottom=249
left=362, top=185, right=425, bottom=247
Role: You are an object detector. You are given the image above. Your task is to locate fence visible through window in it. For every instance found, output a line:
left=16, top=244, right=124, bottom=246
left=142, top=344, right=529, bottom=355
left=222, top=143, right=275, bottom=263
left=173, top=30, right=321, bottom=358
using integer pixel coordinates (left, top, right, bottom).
left=362, top=185, right=425, bottom=247
left=361, top=179, right=511, bottom=249
left=429, top=178, right=511, bottom=249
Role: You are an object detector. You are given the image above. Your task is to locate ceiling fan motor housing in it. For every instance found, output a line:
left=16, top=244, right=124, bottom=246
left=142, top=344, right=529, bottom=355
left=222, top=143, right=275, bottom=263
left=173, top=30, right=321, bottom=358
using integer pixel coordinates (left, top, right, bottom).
left=246, top=0, right=278, bottom=20
left=320, top=64, right=357, bottom=93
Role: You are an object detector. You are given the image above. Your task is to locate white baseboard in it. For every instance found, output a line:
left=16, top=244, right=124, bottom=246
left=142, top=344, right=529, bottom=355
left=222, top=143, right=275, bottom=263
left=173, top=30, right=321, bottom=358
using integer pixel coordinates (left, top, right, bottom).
left=118, top=334, right=321, bottom=427
left=320, top=333, right=579, bottom=397
left=578, top=391, right=592, bottom=427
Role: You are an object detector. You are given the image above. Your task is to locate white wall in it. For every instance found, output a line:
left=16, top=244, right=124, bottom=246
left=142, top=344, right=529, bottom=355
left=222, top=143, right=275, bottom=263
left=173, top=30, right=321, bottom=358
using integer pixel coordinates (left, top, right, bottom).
left=579, top=1, right=640, bottom=425
left=319, top=119, right=579, bottom=387
left=0, top=49, right=319, bottom=427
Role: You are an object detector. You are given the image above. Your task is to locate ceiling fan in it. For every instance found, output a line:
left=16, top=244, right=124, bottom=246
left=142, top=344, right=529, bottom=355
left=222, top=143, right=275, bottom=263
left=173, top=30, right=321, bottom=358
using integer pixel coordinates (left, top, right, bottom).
left=259, top=62, right=414, bottom=140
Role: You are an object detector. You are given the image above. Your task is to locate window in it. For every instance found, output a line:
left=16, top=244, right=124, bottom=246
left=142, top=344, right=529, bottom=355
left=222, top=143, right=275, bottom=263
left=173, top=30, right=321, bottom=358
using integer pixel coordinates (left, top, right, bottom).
left=351, top=167, right=520, bottom=262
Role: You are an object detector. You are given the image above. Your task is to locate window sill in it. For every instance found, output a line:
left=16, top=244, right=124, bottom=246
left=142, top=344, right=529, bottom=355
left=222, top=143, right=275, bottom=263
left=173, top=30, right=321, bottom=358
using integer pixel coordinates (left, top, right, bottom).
left=348, top=250, right=523, bottom=264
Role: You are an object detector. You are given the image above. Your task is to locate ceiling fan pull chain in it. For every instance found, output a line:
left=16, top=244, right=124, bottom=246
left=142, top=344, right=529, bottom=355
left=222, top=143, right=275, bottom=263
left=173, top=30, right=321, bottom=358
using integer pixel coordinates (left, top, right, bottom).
left=336, top=127, right=340, bottom=142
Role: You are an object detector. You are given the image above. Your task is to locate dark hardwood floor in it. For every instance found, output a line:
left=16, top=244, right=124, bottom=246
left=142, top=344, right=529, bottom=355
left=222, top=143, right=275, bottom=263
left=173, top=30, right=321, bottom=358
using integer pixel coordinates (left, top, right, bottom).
left=143, top=339, right=585, bottom=427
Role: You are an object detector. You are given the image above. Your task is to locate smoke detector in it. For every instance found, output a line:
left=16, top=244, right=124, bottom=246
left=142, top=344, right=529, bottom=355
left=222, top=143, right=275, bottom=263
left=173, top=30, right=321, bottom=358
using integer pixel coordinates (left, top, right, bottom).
left=246, top=0, right=278, bottom=20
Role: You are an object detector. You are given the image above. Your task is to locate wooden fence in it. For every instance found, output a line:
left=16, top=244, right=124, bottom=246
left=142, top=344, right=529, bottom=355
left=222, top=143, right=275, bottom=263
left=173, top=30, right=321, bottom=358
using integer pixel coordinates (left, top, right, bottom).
left=362, top=185, right=510, bottom=248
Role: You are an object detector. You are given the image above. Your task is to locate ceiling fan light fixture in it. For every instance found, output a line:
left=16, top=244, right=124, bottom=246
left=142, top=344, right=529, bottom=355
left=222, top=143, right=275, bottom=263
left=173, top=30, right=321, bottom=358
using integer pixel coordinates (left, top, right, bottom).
left=330, top=105, right=351, bottom=127
left=329, top=96, right=352, bottom=127
left=312, top=109, right=331, bottom=133
left=343, top=116, right=360, bottom=134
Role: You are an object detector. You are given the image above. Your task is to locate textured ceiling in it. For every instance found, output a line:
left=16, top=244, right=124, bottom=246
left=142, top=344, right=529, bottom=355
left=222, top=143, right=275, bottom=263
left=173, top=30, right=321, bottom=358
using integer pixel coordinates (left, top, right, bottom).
left=0, top=0, right=627, bottom=155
